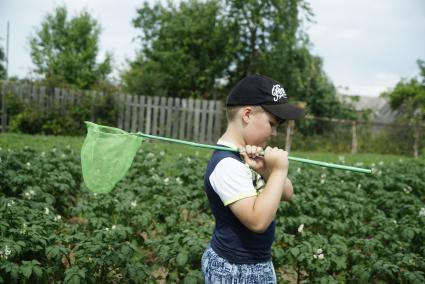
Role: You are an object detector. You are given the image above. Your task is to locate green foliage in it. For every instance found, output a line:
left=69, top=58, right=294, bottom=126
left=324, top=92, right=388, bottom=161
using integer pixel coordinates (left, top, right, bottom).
left=29, top=6, right=112, bottom=90
left=5, top=88, right=118, bottom=136
left=124, top=0, right=355, bottom=120
left=1, top=145, right=425, bottom=283
left=123, top=0, right=233, bottom=98
left=383, top=59, right=425, bottom=123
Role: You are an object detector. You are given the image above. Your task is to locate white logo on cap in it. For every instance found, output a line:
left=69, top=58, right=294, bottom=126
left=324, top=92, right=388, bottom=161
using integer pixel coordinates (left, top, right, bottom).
left=271, top=84, right=287, bottom=101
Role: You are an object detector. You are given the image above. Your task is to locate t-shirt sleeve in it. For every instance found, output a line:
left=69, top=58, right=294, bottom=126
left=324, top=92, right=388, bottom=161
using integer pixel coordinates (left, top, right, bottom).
left=209, top=157, right=257, bottom=206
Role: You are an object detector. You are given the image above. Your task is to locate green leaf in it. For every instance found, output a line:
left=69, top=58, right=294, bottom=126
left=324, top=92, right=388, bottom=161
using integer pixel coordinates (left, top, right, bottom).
left=176, top=251, right=188, bottom=267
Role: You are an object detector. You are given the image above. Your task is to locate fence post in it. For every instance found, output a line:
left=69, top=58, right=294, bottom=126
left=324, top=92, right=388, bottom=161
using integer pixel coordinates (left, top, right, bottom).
left=413, top=123, right=421, bottom=159
left=285, top=120, right=294, bottom=152
left=351, top=121, right=358, bottom=154
left=1, top=82, right=7, bottom=132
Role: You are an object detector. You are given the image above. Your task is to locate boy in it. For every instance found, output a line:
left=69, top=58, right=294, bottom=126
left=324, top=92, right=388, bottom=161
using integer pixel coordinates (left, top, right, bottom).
left=202, top=74, right=304, bottom=283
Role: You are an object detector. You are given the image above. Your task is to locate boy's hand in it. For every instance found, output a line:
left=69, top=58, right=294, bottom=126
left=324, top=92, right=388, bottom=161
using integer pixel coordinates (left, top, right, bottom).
left=239, top=145, right=288, bottom=179
left=263, top=146, right=288, bottom=175
left=239, top=145, right=265, bottom=172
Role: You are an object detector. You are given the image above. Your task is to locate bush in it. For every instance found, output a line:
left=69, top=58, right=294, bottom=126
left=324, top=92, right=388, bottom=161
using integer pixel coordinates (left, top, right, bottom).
left=6, top=88, right=118, bottom=136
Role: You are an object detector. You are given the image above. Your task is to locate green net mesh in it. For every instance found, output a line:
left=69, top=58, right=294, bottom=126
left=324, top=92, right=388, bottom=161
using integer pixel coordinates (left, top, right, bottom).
left=81, top=122, right=142, bottom=193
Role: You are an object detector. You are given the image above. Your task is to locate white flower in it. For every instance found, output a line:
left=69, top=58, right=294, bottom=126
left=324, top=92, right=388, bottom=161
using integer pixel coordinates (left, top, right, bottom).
left=0, top=245, right=12, bottom=260
left=176, top=177, right=183, bottom=185
left=186, top=157, right=192, bottom=163
left=341, top=180, right=345, bottom=184
left=297, top=167, right=301, bottom=174
left=19, top=223, right=27, bottom=235
left=338, top=156, right=345, bottom=163
left=24, top=190, right=36, bottom=199
left=355, top=162, right=364, bottom=167
left=61, top=154, right=66, bottom=159
left=44, top=208, right=50, bottom=215
left=41, top=152, right=46, bottom=157
left=321, top=173, right=326, bottom=178
left=146, top=153, right=155, bottom=159
left=26, top=162, right=31, bottom=168
left=357, top=184, right=362, bottom=189
left=379, top=161, right=384, bottom=166
left=318, top=253, right=325, bottom=260
left=297, top=224, right=304, bottom=233
left=320, top=179, right=325, bottom=185
left=7, top=200, right=15, bottom=207
left=393, top=220, right=397, bottom=224
left=111, top=225, right=116, bottom=230
left=164, top=177, right=169, bottom=184
left=403, top=186, right=412, bottom=194
left=131, top=201, right=137, bottom=208
left=54, top=215, right=62, bottom=221
left=52, top=148, right=57, bottom=153
left=160, top=151, right=165, bottom=156
left=419, top=208, right=425, bottom=217
left=316, top=248, right=323, bottom=254
left=105, top=227, right=110, bottom=231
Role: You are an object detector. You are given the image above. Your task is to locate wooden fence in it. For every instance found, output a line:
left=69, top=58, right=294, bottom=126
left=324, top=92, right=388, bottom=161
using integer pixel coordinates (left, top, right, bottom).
left=0, top=82, right=223, bottom=144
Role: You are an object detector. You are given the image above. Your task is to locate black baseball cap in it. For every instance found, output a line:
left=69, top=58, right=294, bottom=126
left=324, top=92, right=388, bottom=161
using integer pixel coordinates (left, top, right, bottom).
left=226, top=74, right=305, bottom=121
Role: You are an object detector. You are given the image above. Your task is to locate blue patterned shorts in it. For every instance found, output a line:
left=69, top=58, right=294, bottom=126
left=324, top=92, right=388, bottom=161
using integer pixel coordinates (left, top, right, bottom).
left=201, top=245, right=277, bottom=284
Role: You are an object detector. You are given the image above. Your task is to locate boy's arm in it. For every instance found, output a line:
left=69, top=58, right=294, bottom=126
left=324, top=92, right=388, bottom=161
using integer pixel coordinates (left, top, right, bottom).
left=281, top=178, right=293, bottom=201
left=229, top=147, right=288, bottom=234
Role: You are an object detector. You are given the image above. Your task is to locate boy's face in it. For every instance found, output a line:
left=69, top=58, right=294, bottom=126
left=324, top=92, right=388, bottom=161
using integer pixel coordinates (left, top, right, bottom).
left=243, top=107, right=280, bottom=147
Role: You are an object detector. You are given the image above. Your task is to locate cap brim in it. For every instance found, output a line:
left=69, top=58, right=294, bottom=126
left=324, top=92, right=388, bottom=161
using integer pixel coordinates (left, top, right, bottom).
left=261, top=103, right=305, bottom=120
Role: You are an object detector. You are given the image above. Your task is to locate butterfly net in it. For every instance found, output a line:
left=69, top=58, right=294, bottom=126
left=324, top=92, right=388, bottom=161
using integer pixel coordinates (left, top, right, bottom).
left=81, top=121, right=142, bottom=193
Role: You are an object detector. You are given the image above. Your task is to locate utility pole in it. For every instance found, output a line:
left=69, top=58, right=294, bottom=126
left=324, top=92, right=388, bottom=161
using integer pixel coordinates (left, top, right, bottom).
left=6, top=21, right=9, bottom=79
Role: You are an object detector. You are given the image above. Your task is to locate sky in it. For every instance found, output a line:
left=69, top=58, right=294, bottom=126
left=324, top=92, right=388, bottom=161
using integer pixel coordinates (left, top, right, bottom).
left=1, top=0, right=424, bottom=97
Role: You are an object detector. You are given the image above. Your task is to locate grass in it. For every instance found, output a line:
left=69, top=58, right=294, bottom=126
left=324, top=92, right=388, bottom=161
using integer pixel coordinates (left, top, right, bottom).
left=0, top=132, right=420, bottom=167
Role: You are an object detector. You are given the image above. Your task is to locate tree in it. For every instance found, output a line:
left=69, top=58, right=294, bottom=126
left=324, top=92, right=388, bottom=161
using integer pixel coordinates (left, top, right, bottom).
left=124, top=0, right=354, bottom=122
left=122, top=0, right=234, bottom=98
left=383, top=59, right=425, bottom=157
left=29, top=6, right=112, bottom=90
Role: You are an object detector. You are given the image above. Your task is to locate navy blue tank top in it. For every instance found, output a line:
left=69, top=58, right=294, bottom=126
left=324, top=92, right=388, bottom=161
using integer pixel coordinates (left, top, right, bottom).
left=203, top=148, right=276, bottom=264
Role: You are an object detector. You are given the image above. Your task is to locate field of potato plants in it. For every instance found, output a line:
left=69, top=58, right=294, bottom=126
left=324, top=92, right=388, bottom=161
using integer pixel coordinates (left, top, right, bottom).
left=1, top=144, right=425, bottom=283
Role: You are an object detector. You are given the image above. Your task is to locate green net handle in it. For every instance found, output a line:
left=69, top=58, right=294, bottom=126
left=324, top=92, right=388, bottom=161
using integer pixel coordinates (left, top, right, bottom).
left=136, top=132, right=372, bottom=174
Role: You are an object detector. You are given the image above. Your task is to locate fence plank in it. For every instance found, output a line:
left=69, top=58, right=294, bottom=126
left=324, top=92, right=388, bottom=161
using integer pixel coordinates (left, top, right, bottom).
left=214, top=101, right=222, bottom=142
left=131, top=94, right=139, bottom=132
left=159, top=97, right=167, bottom=136
left=138, top=96, right=146, bottom=132
left=206, top=100, right=215, bottom=144
left=165, top=97, right=173, bottom=137
left=179, top=98, right=187, bottom=140
left=123, top=94, right=132, bottom=132
left=184, top=98, right=193, bottom=140
left=172, top=98, right=180, bottom=138
left=145, top=96, right=152, bottom=134
left=199, top=100, right=209, bottom=143
left=151, top=96, right=160, bottom=135
left=193, top=99, right=201, bottom=142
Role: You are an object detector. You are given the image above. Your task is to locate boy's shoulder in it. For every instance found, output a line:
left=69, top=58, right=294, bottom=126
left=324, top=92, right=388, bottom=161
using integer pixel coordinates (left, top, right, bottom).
left=208, top=149, right=242, bottom=165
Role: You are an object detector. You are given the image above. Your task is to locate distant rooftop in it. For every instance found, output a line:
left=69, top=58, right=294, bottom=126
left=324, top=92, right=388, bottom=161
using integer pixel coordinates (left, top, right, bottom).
left=337, top=94, right=400, bottom=124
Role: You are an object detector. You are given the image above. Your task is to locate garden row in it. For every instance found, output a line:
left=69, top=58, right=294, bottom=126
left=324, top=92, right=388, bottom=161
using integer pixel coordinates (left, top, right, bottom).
left=1, top=146, right=424, bottom=283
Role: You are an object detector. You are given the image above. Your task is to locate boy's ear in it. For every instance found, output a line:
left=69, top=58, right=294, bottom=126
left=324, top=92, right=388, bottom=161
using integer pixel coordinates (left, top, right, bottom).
left=241, top=106, right=253, bottom=124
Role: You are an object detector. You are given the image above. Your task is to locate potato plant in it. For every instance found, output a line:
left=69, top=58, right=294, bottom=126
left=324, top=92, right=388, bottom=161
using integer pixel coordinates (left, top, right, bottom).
left=0, top=147, right=424, bottom=283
